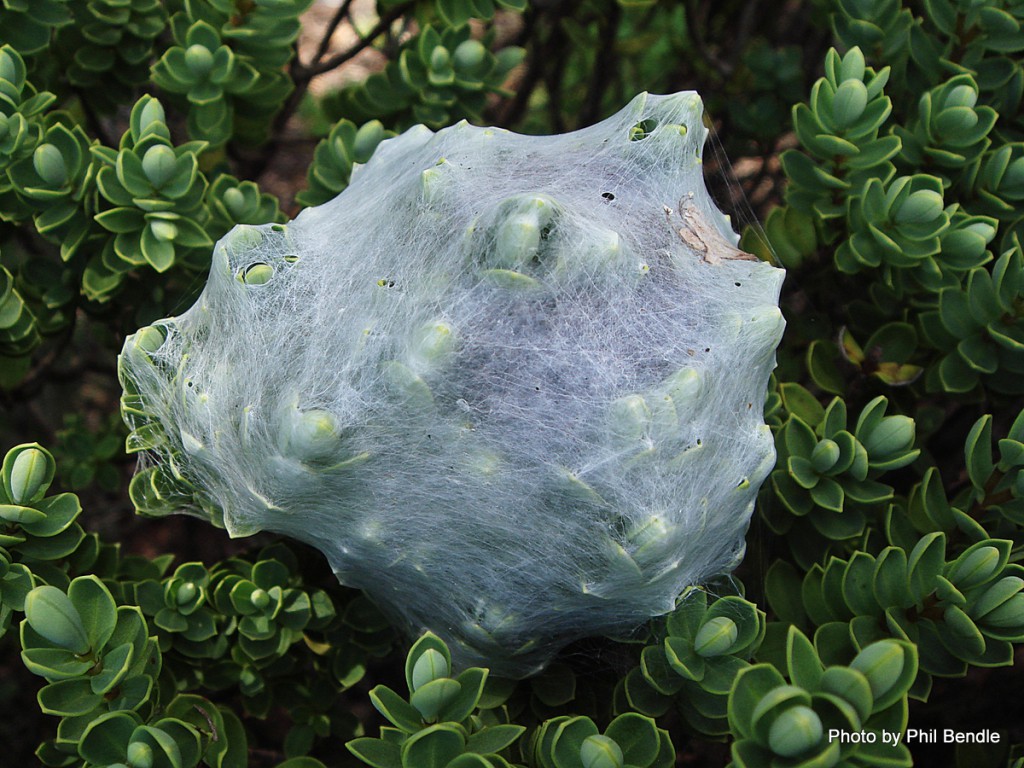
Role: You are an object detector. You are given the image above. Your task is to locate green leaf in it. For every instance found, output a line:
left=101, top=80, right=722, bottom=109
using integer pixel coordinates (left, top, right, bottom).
left=664, top=635, right=705, bottom=681
left=946, top=540, right=1009, bottom=589
left=907, top=533, right=945, bottom=603
left=964, top=415, right=994, bottom=491
left=370, top=686, right=424, bottom=733
left=410, top=678, right=462, bottom=722
left=90, top=642, right=134, bottom=695
left=68, top=575, right=118, bottom=652
left=20, top=646, right=92, bottom=680
left=24, top=585, right=91, bottom=654
left=21, top=493, right=81, bottom=537
left=786, top=626, right=823, bottom=690
left=347, top=738, right=402, bottom=768
left=401, top=724, right=465, bottom=768
left=727, top=665, right=787, bottom=739
left=37, top=678, right=100, bottom=716
left=215, top=705, right=249, bottom=768
left=0, top=503, right=45, bottom=525
left=439, top=667, right=487, bottom=723
left=604, top=713, right=659, bottom=766
left=79, top=711, right=140, bottom=765
left=809, top=476, right=844, bottom=512
left=779, top=385, right=825, bottom=428
left=447, top=756, right=493, bottom=768
left=466, top=724, right=524, bottom=755
left=623, top=667, right=672, bottom=717
left=551, top=717, right=600, bottom=768
left=532, top=663, right=576, bottom=707
left=639, top=645, right=686, bottom=695
left=850, top=640, right=917, bottom=711
left=872, top=547, right=909, bottom=610
left=818, top=666, right=872, bottom=725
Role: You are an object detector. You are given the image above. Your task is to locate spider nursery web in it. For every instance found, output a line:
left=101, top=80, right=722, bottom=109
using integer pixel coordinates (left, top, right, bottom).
left=120, top=92, right=786, bottom=677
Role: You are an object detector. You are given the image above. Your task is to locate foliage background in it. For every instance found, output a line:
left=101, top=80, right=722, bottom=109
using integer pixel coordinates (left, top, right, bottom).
left=1, top=0, right=1023, bottom=767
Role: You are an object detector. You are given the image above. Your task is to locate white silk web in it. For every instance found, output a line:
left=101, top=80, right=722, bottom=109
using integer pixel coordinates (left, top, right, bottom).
left=120, top=92, right=785, bottom=676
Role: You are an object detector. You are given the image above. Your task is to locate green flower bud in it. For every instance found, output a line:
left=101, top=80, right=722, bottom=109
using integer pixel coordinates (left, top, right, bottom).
left=453, top=40, right=486, bottom=71
left=979, top=593, right=1024, bottom=628
left=223, top=187, right=247, bottom=218
left=768, top=705, right=822, bottom=758
left=411, top=648, right=449, bottom=690
left=832, top=80, right=868, bottom=130
left=629, top=515, right=668, bottom=549
left=7, top=446, right=52, bottom=503
left=429, top=46, right=451, bottom=72
left=32, top=144, right=67, bottom=187
left=971, top=576, right=1023, bottom=619
left=24, top=586, right=91, bottom=655
left=894, top=190, right=944, bottom=225
left=810, top=439, right=841, bottom=473
left=663, top=369, right=703, bottom=411
left=838, top=47, right=865, bottom=82
left=138, top=99, right=166, bottom=132
left=944, top=84, right=978, bottom=109
left=150, top=220, right=178, bottom=242
left=581, top=735, right=624, bottom=768
left=850, top=641, right=905, bottom=701
left=694, top=616, right=739, bottom=657
left=250, top=588, right=270, bottom=610
left=861, top=416, right=915, bottom=458
left=176, top=582, right=198, bottom=606
left=142, top=145, right=177, bottom=188
left=353, top=121, right=388, bottom=163
left=948, top=546, right=1001, bottom=589
left=185, top=44, right=214, bottom=77
left=127, top=741, right=154, bottom=768
left=496, top=213, right=541, bottom=269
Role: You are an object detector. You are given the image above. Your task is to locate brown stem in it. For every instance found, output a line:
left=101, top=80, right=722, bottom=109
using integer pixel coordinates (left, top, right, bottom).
left=968, top=469, right=1014, bottom=519
left=301, top=4, right=413, bottom=80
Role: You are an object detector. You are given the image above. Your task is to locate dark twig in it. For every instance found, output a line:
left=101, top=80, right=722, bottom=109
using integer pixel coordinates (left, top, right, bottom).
left=544, top=37, right=569, bottom=134
left=302, top=3, right=412, bottom=80
left=581, top=1, right=621, bottom=125
left=254, top=1, right=413, bottom=180
left=496, top=9, right=544, bottom=126
left=309, top=0, right=356, bottom=67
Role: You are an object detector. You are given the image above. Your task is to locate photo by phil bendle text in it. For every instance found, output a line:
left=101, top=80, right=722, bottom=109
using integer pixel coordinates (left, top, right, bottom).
left=828, top=729, right=1003, bottom=746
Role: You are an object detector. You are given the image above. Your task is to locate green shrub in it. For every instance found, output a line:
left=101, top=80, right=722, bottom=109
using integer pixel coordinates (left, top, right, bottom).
left=1, top=1, right=1023, bottom=767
